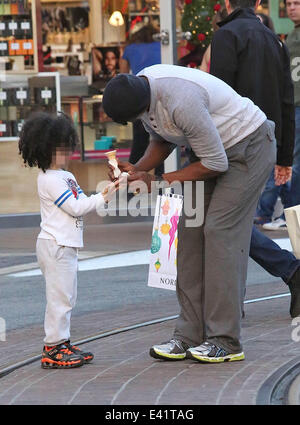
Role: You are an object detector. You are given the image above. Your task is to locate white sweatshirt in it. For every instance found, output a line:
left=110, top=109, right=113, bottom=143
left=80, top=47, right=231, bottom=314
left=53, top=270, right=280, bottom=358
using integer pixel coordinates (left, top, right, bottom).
left=37, top=169, right=105, bottom=248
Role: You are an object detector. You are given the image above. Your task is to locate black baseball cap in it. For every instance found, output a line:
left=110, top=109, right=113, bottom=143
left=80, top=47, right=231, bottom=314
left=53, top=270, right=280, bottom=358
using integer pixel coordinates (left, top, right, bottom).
left=102, top=74, right=151, bottom=125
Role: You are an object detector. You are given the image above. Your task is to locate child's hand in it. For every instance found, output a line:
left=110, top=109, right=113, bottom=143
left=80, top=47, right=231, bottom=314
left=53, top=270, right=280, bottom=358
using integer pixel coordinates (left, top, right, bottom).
left=101, top=180, right=119, bottom=203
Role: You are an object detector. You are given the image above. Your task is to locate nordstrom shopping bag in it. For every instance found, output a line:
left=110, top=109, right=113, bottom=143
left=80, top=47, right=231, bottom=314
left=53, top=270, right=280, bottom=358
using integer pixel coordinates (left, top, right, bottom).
left=148, top=192, right=183, bottom=291
left=284, top=204, right=300, bottom=258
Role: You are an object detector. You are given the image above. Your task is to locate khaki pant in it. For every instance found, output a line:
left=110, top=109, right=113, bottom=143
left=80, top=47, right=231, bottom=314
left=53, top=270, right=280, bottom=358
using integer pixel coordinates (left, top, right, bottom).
left=174, top=120, right=277, bottom=353
left=36, top=239, right=78, bottom=346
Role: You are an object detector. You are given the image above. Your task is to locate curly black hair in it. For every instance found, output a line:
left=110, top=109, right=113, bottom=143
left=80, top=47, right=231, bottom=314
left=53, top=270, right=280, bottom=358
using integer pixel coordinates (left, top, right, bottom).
left=19, top=111, right=79, bottom=172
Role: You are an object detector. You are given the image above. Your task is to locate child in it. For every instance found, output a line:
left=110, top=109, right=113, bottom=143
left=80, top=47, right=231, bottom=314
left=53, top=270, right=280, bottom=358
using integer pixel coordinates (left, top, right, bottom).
left=19, top=112, right=117, bottom=369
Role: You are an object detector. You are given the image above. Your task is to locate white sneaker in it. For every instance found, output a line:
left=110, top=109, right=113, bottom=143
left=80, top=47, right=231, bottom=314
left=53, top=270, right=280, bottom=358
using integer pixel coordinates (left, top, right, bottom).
left=149, top=338, right=191, bottom=360
left=262, top=218, right=287, bottom=230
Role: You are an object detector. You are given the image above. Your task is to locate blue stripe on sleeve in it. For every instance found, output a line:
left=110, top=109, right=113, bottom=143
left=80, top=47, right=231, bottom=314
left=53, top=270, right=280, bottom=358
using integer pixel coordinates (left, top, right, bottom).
left=54, top=189, right=71, bottom=205
left=57, top=192, right=73, bottom=207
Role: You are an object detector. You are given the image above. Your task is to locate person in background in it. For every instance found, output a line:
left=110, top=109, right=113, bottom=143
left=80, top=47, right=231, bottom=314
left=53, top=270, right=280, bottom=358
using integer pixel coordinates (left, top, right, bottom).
left=256, top=12, right=275, bottom=31
left=119, top=23, right=161, bottom=75
left=210, top=0, right=300, bottom=319
left=254, top=12, right=291, bottom=229
left=200, top=7, right=228, bottom=73
left=119, top=23, right=163, bottom=176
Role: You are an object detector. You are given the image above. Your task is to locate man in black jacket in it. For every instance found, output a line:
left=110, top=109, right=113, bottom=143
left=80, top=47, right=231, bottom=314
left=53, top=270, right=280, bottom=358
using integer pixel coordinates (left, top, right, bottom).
left=210, top=0, right=300, bottom=318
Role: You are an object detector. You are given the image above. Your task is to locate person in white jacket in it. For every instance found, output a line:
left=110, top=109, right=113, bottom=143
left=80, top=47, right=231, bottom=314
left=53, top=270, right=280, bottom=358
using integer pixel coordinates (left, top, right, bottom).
left=19, top=112, right=117, bottom=369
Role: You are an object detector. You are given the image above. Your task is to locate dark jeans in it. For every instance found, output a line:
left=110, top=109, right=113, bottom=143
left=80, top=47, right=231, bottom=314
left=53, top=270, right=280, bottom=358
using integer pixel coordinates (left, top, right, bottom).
left=129, top=119, right=164, bottom=176
left=285, top=106, right=300, bottom=207
left=250, top=225, right=300, bottom=283
left=255, top=167, right=290, bottom=220
left=186, top=147, right=300, bottom=285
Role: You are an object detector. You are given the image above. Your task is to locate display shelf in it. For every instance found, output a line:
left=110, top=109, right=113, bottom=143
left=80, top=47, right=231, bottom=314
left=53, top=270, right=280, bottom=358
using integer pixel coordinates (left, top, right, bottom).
left=0, top=137, right=18, bottom=142
left=61, top=95, right=133, bottom=162
left=0, top=72, right=61, bottom=141
left=0, top=0, right=38, bottom=74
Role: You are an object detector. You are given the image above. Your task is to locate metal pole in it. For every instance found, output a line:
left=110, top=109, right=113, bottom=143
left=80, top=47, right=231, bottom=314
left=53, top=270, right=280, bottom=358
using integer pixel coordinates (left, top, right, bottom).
left=159, top=0, right=179, bottom=173
left=79, top=97, right=85, bottom=162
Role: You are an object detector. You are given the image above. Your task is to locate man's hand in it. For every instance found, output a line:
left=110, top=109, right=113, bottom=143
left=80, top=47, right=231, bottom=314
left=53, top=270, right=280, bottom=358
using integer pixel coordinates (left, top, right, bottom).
left=274, top=165, right=292, bottom=186
left=127, top=171, right=156, bottom=193
left=107, top=160, right=137, bottom=182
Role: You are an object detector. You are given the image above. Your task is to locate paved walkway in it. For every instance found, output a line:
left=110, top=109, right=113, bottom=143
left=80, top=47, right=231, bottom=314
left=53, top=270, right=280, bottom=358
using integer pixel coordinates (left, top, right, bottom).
left=0, top=223, right=299, bottom=405
left=0, top=281, right=298, bottom=405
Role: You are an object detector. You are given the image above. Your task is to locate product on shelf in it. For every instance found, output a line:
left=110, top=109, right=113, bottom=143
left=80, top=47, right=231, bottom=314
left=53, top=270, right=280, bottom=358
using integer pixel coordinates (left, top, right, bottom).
left=0, top=88, right=9, bottom=106
left=18, top=0, right=28, bottom=15
left=0, top=1, right=35, bottom=73
left=12, top=119, right=24, bottom=136
left=0, top=40, right=9, bottom=57
left=3, top=1, right=11, bottom=16
left=0, top=120, right=11, bottom=137
left=34, top=86, right=56, bottom=106
left=0, top=73, right=59, bottom=140
left=10, top=87, right=30, bottom=105
left=11, top=0, right=19, bottom=15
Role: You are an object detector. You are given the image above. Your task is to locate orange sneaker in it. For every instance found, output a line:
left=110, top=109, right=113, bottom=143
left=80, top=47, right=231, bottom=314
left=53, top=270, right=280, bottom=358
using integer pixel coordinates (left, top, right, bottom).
left=41, top=343, right=84, bottom=369
left=65, top=340, right=94, bottom=363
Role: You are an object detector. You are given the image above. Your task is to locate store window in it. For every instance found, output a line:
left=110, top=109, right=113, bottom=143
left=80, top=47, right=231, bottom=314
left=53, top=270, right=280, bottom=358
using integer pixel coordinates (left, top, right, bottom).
left=56, top=0, right=161, bottom=162
left=0, top=0, right=37, bottom=73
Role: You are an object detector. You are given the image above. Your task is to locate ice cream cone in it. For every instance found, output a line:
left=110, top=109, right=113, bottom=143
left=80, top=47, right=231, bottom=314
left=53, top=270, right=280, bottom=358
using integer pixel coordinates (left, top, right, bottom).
left=105, top=150, right=117, bottom=161
left=105, top=150, right=121, bottom=179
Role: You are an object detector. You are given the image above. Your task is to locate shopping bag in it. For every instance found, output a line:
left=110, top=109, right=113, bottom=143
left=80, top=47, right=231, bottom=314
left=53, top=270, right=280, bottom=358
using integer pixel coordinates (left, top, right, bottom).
left=147, top=191, right=183, bottom=291
left=284, top=204, right=300, bottom=258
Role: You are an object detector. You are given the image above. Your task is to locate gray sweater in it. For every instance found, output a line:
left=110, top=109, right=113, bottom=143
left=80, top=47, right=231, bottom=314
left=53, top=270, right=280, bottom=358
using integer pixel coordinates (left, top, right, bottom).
left=138, top=65, right=266, bottom=172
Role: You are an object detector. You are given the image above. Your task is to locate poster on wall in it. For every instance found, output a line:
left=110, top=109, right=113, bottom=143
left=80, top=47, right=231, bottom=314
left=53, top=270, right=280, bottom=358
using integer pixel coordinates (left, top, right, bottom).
left=91, top=45, right=124, bottom=90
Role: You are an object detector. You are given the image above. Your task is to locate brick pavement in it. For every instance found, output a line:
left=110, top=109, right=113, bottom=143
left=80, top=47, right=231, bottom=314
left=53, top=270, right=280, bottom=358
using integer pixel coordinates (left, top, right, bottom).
left=0, top=223, right=299, bottom=405
left=0, top=283, right=299, bottom=405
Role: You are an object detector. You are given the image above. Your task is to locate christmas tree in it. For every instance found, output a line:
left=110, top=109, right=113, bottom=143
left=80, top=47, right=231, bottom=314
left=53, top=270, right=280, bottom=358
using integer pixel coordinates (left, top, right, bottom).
left=181, top=0, right=223, bottom=49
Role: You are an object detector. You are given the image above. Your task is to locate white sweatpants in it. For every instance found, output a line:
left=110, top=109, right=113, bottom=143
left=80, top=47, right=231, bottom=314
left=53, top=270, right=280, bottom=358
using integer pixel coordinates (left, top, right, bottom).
left=36, top=238, right=78, bottom=346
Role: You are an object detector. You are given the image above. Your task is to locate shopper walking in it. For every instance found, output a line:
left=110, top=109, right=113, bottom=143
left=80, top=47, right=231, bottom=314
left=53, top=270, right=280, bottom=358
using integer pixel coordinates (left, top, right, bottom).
left=210, top=0, right=300, bottom=318
left=254, top=12, right=291, bottom=229
left=103, top=65, right=276, bottom=362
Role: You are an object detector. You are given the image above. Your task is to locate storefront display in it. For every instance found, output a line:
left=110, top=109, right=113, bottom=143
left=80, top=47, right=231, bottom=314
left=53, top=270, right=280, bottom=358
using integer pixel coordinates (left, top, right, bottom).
left=0, top=0, right=37, bottom=72
left=41, top=1, right=90, bottom=76
left=61, top=94, right=132, bottom=161
left=0, top=72, right=60, bottom=140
